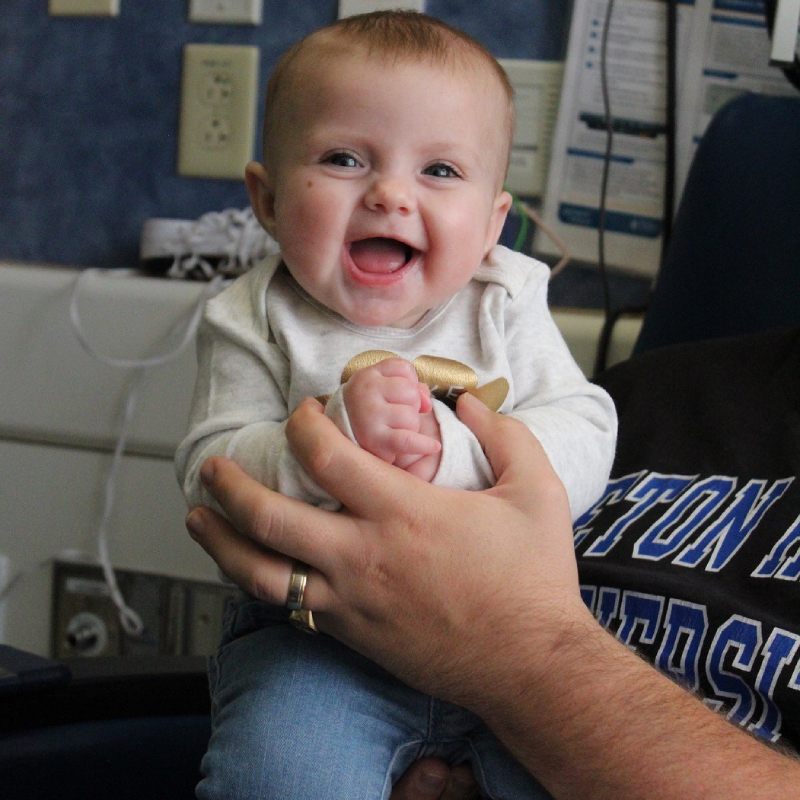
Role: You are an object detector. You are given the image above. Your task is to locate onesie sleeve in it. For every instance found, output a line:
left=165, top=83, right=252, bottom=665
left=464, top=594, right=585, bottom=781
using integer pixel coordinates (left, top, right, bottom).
left=431, top=250, right=617, bottom=520
left=174, top=267, right=340, bottom=513
left=430, top=401, right=496, bottom=491
left=502, top=263, right=617, bottom=519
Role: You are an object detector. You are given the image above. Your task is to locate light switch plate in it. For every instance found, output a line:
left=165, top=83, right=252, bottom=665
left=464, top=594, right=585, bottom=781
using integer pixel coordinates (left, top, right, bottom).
left=0, top=555, right=9, bottom=643
left=770, top=0, right=800, bottom=64
left=189, top=0, right=263, bottom=25
left=49, top=0, right=120, bottom=16
left=499, top=59, right=565, bottom=197
left=178, top=44, right=260, bottom=180
left=338, top=0, right=424, bottom=18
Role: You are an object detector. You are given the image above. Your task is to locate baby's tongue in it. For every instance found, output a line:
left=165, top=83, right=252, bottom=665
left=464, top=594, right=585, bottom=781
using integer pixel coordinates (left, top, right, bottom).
left=349, top=238, right=408, bottom=273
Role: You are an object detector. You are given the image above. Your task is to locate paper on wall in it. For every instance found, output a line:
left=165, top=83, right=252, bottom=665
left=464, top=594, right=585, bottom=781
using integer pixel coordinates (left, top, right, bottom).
left=537, top=0, right=794, bottom=278
left=675, top=0, right=798, bottom=195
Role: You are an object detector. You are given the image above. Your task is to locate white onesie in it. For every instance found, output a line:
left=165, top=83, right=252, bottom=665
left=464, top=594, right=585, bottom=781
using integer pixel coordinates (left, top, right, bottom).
left=176, top=245, right=617, bottom=519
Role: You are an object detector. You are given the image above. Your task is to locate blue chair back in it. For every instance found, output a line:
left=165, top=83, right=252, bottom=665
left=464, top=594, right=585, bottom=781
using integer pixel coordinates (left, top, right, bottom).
left=635, top=93, right=800, bottom=353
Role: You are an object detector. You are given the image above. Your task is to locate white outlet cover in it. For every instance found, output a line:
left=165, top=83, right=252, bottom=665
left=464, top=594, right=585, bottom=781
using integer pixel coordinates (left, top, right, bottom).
left=189, top=0, right=263, bottom=25
left=338, top=0, right=424, bottom=18
left=178, top=44, right=260, bottom=179
left=498, top=59, right=565, bottom=197
left=49, top=0, right=120, bottom=16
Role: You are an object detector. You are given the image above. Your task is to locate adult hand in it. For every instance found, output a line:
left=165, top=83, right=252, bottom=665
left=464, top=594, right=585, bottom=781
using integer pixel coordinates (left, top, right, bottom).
left=186, top=392, right=583, bottom=710
left=186, top=393, right=800, bottom=799
left=390, top=758, right=478, bottom=800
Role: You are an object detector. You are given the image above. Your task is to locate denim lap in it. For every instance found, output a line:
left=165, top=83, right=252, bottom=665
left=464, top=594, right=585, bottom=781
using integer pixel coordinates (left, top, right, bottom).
left=196, top=600, right=550, bottom=800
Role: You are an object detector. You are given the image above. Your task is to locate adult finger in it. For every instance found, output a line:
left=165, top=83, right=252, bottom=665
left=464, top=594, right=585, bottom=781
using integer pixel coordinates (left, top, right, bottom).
left=456, top=394, right=577, bottom=595
left=446, top=764, right=480, bottom=799
left=287, top=398, right=429, bottom=517
left=456, top=392, right=566, bottom=513
left=390, top=759, right=478, bottom=800
left=193, top=456, right=345, bottom=577
left=185, top=505, right=294, bottom=606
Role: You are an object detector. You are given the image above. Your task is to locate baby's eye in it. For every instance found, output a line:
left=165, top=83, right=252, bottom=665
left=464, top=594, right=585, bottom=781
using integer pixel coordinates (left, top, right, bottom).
left=324, top=151, right=361, bottom=169
left=423, top=163, right=460, bottom=179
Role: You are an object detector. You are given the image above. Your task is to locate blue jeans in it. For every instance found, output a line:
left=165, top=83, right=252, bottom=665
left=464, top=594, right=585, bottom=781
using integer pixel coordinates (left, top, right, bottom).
left=196, top=599, right=551, bottom=800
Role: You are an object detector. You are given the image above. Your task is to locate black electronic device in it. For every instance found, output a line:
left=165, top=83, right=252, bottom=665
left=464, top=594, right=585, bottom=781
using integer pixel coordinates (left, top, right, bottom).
left=0, top=645, right=71, bottom=696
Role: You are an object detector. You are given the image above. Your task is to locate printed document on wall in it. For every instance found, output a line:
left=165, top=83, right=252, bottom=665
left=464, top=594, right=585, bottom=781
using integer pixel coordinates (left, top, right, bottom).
left=675, top=0, right=798, bottom=195
left=536, top=0, right=695, bottom=277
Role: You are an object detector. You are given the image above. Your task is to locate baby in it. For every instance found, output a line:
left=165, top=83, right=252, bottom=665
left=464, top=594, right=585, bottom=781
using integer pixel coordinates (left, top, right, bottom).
left=177, top=11, right=617, bottom=799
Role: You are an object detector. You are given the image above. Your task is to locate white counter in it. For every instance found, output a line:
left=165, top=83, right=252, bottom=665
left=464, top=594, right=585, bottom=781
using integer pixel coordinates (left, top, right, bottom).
left=0, top=262, right=641, bottom=654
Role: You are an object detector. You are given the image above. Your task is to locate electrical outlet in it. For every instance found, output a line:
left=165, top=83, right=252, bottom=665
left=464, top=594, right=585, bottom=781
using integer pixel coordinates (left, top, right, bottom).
left=338, top=0, right=425, bottom=17
left=0, top=555, right=9, bottom=643
left=52, top=566, right=121, bottom=657
left=178, top=44, right=260, bottom=180
left=52, top=561, right=238, bottom=658
left=188, top=0, right=263, bottom=25
left=49, top=0, right=120, bottom=16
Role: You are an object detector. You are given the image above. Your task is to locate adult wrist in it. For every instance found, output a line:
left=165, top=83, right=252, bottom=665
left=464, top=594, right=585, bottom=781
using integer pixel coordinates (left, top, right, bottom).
left=466, top=594, right=599, bottom=726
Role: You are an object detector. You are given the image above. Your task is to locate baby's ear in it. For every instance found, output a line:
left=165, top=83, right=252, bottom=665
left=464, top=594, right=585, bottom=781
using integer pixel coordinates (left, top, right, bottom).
left=484, top=189, right=513, bottom=256
left=245, top=161, right=277, bottom=236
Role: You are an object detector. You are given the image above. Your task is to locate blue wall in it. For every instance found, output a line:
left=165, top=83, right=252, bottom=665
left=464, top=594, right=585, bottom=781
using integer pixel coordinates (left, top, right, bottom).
left=0, top=1, right=648, bottom=306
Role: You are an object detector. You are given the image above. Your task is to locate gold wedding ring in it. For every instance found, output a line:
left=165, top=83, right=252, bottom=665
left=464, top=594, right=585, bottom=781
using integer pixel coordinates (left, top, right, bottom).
left=285, top=561, right=309, bottom=611
left=285, top=562, right=318, bottom=634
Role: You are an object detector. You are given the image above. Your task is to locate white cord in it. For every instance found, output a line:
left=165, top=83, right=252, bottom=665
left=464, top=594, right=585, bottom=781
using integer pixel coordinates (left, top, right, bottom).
left=64, top=269, right=224, bottom=637
left=68, top=270, right=217, bottom=370
left=517, top=201, right=572, bottom=278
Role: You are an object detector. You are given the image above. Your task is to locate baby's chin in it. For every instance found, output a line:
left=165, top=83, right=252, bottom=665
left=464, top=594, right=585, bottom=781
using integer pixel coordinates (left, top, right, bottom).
left=339, top=302, right=427, bottom=330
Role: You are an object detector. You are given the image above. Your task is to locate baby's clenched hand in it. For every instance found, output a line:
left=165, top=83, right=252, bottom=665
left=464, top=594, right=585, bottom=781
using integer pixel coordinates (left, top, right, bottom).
left=343, top=358, right=441, bottom=480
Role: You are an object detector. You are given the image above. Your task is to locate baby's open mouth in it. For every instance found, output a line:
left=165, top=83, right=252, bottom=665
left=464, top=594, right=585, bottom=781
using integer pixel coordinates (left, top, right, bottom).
left=348, top=238, right=416, bottom=274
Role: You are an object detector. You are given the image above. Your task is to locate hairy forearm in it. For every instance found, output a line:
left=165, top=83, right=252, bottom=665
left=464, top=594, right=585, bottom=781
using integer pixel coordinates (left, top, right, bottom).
left=479, top=606, right=797, bottom=799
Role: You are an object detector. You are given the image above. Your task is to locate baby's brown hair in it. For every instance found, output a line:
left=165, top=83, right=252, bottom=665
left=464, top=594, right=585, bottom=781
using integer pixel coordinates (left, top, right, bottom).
left=261, top=11, right=515, bottom=179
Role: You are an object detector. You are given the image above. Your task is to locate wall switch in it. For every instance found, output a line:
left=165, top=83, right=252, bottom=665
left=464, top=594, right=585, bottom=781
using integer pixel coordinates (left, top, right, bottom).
left=770, top=0, right=800, bottom=64
left=178, top=44, right=260, bottom=180
left=338, top=0, right=424, bottom=18
left=49, top=0, right=120, bottom=16
left=189, top=0, right=263, bottom=25
left=499, top=59, right=564, bottom=197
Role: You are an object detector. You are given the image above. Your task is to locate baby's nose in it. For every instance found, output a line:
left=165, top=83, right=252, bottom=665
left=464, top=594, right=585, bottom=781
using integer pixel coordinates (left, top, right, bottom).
left=364, top=175, right=416, bottom=215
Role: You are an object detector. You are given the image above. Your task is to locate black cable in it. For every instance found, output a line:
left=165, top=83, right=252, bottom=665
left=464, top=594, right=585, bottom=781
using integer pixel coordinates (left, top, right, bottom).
left=595, top=0, right=616, bottom=328
left=593, top=0, right=679, bottom=378
left=592, top=0, right=617, bottom=378
left=661, top=0, right=678, bottom=257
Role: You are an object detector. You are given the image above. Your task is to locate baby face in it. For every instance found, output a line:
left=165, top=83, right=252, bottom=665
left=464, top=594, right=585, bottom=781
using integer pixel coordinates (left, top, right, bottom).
left=249, top=48, right=512, bottom=329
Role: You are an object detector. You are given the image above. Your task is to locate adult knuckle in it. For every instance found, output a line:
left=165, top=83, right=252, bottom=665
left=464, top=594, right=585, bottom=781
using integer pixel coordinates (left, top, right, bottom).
left=247, top=566, right=282, bottom=605
left=242, top=496, right=277, bottom=542
left=540, top=469, right=569, bottom=506
left=287, top=415, right=335, bottom=477
left=498, top=413, right=528, bottom=436
left=285, top=405, right=307, bottom=440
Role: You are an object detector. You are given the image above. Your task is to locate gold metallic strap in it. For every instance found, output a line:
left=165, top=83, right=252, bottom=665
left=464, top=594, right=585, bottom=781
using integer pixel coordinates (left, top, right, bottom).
left=339, top=351, right=509, bottom=411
